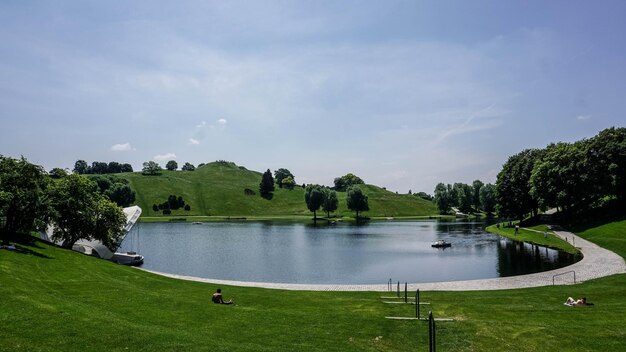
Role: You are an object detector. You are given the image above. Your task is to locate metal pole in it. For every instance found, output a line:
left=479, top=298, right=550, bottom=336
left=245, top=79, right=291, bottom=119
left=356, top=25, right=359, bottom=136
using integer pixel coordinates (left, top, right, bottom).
left=415, top=289, right=419, bottom=319
left=404, top=282, right=407, bottom=303
left=397, top=281, right=400, bottom=298
left=428, top=311, right=433, bottom=352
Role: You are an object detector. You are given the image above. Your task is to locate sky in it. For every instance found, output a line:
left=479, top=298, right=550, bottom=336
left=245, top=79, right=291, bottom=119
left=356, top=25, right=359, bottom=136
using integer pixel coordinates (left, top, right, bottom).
left=1, top=0, right=625, bottom=194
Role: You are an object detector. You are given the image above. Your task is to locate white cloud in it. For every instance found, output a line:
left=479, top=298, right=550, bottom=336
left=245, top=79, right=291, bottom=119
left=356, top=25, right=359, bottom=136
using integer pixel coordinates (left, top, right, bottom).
left=218, top=118, right=227, bottom=125
left=577, top=115, right=591, bottom=121
left=154, top=152, right=176, bottom=161
left=110, top=143, right=135, bottom=151
left=189, top=138, right=200, bottom=145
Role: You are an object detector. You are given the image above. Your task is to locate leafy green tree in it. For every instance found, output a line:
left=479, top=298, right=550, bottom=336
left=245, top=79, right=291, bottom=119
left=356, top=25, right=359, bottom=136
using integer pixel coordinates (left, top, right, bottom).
left=166, top=160, right=178, bottom=171
left=587, top=127, right=626, bottom=204
left=480, top=183, right=496, bottom=215
left=142, top=161, right=162, bottom=176
left=333, top=173, right=365, bottom=191
left=49, top=168, right=68, bottom=179
left=281, top=176, right=296, bottom=190
left=304, top=184, right=325, bottom=220
left=107, top=161, right=122, bottom=173
left=434, top=183, right=452, bottom=214
left=454, top=183, right=474, bottom=214
left=496, top=149, right=544, bottom=220
left=120, top=163, right=133, bottom=173
left=472, top=180, right=484, bottom=210
left=91, top=161, right=109, bottom=174
left=346, top=186, right=369, bottom=219
left=105, top=183, right=136, bottom=207
left=259, top=169, right=275, bottom=199
left=73, top=160, right=90, bottom=174
left=0, top=156, right=51, bottom=244
left=321, top=188, right=339, bottom=218
left=182, top=162, right=196, bottom=171
left=49, top=174, right=125, bottom=249
left=415, top=192, right=433, bottom=201
left=530, top=140, right=594, bottom=214
left=274, top=168, right=295, bottom=188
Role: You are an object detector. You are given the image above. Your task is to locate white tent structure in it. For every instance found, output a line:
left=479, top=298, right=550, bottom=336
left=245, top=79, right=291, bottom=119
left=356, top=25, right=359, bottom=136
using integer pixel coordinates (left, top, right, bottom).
left=42, top=206, right=143, bottom=264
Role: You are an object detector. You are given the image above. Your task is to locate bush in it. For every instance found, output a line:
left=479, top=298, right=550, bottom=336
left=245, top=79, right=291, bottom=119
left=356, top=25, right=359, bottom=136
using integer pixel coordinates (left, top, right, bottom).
left=244, top=188, right=256, bottom=196
left=184, top=204, right=191, bottom=211
left=162, top=209, right=171, bottom=215
left=152, top=204, right=158, bottom=212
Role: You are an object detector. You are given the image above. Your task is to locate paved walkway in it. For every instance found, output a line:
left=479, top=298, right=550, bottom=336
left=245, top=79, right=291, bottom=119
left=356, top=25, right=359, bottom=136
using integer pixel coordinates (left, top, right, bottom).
left=137, top=229, right=626, bottom=292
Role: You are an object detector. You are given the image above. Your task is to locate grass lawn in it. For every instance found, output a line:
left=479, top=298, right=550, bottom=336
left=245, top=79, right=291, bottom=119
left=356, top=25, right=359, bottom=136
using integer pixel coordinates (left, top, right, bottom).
left=485, top=223, right=580, bottom=255
left=2, top=217, right=626, bottom=351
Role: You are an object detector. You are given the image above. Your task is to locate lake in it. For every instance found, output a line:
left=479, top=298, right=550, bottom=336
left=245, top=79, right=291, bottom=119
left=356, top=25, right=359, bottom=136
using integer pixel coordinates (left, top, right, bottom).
left=119, top=220, right=579, bottom=284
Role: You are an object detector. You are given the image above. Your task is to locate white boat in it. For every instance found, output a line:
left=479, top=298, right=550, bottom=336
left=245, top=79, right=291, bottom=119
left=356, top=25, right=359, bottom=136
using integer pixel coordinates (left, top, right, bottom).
left=431, top=239, right=452, bottom=248
left=112, top=251, right=144, bottom=266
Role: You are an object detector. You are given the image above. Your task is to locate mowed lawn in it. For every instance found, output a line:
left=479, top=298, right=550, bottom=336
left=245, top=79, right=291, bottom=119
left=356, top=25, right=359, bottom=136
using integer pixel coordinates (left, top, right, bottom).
left=2, top=233, right=625, bottom=351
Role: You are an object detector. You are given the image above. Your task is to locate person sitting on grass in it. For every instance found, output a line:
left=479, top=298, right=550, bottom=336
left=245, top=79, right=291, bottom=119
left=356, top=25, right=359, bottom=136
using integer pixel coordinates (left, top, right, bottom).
left=565, top=297, right=589, bottom=306
left=212, top=288, right=234, bottom=305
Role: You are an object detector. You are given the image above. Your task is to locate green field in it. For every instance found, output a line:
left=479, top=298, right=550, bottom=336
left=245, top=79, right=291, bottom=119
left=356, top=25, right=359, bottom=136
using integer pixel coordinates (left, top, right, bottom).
left=120, top=162, right=438, bottom=219
left=1, top=218, right=625, bottom=351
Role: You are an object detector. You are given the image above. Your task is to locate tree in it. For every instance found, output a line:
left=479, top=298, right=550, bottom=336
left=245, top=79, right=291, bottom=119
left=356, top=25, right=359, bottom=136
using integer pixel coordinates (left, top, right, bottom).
left=496, top=149, right=544, bottom=221
left=282, top=176, right=296, bottom=190
left=49, top=168, right=68, bottom=179
left=49, top=174, right=125, bottom=249
left=142, top=161, right=162, bottom=176
left=587, top=127, right=626, bottom=204
left=182, top=162, right=196, bottom=171
left=107, top=161, right=122, bottom=174
left=472, top=180, right=484, bottom=210
left=454, top=183, right=474, bottom=214
left=321, top=188, right=339, bottom=218
left=259, top=169, right=275, bottom=199
left=73, top=160, right=90, bottom=174
left=480, top=183, right=496, bottom=215
left=105, top=183, right=136, bottom=207
left=346, top=186, right=369, bottom=219
left=91, top=161, right=109, bottom=174
left=274, top=168, right=294, bottom=188
left=0, top=156, right=51, bottom=244
left=120, top=163, right=133, bottom=173
left=434, top=183, right=452, bottom=214
left=166, top=160, right=178, bottom=171
left=333, top=173, right=364, bottom=191
left=304, top=184, right=325, bottom=220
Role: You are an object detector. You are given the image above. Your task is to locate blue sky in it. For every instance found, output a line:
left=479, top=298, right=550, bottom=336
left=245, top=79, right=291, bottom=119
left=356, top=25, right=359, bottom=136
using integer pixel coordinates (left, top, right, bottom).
left=1, top=0, right=625, bottom=193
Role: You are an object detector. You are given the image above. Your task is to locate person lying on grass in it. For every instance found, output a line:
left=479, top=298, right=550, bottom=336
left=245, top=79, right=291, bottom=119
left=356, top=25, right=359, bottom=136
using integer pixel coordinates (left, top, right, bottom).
left=564, top=297, right=593, bottom=306
left=212, top=288, right=234, bottom=305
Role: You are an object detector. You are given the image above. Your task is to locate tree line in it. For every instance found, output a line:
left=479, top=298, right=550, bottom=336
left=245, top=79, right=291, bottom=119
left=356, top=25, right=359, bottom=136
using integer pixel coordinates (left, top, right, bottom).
left=433, top=180, right=496, bottom=215
left=1, top=156, right=127, bottom=249
left=74, top=160, right=133, bottom=174
left=495, top=127, right=626, bottom=220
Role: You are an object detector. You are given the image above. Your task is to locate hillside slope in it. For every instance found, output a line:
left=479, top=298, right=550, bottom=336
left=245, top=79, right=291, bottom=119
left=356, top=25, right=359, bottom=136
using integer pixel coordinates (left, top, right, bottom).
left=120, top=162, right=437, bottom=218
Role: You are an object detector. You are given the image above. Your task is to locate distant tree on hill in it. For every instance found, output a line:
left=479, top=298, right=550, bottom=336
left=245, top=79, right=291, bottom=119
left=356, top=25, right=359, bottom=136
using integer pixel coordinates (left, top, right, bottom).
left=333, top=173, right=364, bottom=191
left=73, top=160, right=90, bottom=174
left=182, top=162, right=195, bottom=171
left=166, top=160, right=178, bottom=171
left=282, top=176, right=296, bottom=189
left=91, top=161, right=109, bottom=174
left=105, top=183, right=136, bottom=207
left=107, top=161, right=122, bottom=174
left=142, top=161, right=162, bottom=176
left=346, top=186, right=369, bottom=219
left=321, top=188, right=338, bottom=218
left=259, top=169, right=275, bottom=199
left=415, top=192, right=433, bottom=201
left=304, top=184, right=324, bottom=220
left=274, top=168, right=295, bottom=188
left=120, top=163, right=133, bottom=173
left=49, top=167, right=68, bottom=179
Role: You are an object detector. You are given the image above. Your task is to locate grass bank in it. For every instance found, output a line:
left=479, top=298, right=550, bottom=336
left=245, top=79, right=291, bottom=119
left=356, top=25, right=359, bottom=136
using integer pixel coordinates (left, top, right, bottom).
left=1, top=237, right=624, bottom=351
left=485, top=223, right=580, bottom=255
left=119, top=162, right=438, bottom=219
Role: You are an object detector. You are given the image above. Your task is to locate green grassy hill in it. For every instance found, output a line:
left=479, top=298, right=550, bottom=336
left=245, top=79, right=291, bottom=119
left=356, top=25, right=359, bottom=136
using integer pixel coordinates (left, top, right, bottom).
left=120, top=161, right=437, bottom=218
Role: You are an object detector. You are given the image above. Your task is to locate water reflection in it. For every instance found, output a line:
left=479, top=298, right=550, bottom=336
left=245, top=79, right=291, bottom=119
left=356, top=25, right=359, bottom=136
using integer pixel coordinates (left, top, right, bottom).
left=119, top=220, right=579, bottom=285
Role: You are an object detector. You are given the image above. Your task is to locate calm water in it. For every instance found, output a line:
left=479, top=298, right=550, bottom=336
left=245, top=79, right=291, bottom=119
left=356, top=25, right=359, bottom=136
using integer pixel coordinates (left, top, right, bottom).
left=119, top=220, right=579, bottom=284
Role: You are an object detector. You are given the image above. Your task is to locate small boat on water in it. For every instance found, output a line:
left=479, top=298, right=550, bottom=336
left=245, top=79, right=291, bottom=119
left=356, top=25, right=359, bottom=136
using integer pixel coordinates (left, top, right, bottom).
left=112, top=251, right=144, bottom=266
left=431, top=239, right=451, bottom=248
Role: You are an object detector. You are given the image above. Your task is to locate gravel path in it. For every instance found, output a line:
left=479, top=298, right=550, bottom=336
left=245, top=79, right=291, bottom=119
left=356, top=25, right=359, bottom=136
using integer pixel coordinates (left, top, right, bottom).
left=137, top=229, right=626, bottom=292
